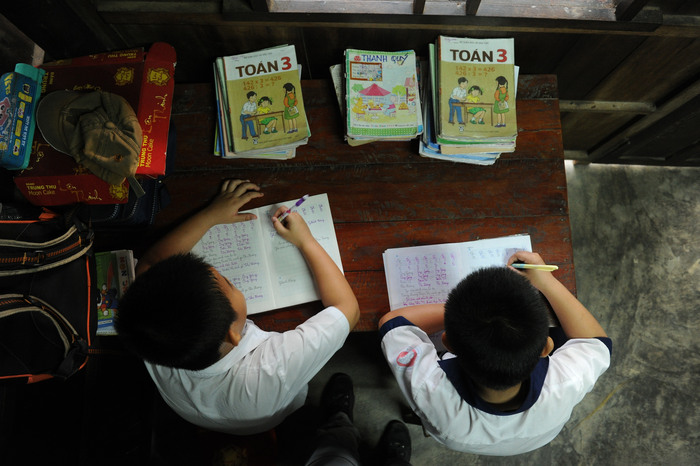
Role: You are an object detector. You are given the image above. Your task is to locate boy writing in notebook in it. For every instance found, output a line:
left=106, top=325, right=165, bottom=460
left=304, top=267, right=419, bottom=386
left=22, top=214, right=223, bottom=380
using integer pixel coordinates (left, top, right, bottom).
left=116, top=179, right=359, bottom=435
left=378, top=251, right=611, bottom=455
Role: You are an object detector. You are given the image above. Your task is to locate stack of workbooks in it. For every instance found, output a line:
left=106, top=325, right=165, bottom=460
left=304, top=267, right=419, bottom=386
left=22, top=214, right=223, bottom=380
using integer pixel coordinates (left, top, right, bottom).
left=213, top=45, right=310, bottom=159
left=420, top=36, right=518, bottom=165
left=331, top=49, right=423, bottom=146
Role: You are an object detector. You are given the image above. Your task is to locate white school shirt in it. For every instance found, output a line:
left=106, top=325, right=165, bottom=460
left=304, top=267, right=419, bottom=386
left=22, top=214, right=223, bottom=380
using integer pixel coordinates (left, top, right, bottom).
left=146, top=306, right=349, bottom=435
left=380, top=316, right=612, bottom=456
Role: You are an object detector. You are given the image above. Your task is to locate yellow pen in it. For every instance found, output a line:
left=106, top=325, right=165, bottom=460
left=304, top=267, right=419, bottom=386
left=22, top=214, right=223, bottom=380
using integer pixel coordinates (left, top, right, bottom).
left=511, top=263, right=558, bottom=272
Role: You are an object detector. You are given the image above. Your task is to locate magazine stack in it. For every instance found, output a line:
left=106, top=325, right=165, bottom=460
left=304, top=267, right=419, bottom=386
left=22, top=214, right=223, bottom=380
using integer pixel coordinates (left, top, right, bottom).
left=420, top=36, right=518, bottom=165
left=213, top=45, right=310, bottom=159
left=330, top=49, right=423, bottom=146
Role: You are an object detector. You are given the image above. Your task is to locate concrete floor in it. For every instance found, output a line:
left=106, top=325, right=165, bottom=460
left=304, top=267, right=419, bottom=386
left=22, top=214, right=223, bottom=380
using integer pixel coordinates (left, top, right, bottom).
left=279, top=162, right=700, bottom=465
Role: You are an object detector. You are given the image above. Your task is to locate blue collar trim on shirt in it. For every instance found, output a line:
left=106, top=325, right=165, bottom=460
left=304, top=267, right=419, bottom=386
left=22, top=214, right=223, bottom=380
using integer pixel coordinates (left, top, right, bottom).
left=437, top=356, right=549, bottom=416
left=379, top=315, right=413, bottom=338
left=595, top=337, right=613, bottom=355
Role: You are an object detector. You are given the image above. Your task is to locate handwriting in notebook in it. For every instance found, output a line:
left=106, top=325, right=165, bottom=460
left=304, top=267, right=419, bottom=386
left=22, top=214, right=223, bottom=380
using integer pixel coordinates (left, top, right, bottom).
left=392, top=251, right=463, bottom=308
left=195, top=221, right=272, bottom=305
left=192, top=193, right=343, bottom=314
left=384, top=236, right=532, bottom=311
left=259, top=199, right=337, bottom=296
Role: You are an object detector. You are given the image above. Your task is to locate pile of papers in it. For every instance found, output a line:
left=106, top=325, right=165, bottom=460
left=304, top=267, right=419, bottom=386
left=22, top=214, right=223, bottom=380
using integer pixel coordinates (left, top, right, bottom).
left=421, top=36, right=519, bottom=165
left=213, top=45, right=310, bottom=159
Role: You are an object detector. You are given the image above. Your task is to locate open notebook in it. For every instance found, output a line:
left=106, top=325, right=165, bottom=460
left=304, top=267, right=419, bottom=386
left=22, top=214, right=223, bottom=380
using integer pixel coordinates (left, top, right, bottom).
left=383, top=235, right=532, bottom=311
left=191, top=193, right=342, bottom=314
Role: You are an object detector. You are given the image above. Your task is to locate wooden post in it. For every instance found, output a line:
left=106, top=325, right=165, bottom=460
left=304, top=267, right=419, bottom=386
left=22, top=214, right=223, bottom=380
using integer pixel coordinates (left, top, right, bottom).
left=466, top=0, right=482, bottom=16
left=413, top=0, right=426, bottom=15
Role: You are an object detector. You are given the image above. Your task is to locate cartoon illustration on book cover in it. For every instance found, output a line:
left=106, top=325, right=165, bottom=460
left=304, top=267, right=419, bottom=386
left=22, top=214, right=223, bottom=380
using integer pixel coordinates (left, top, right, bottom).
left=223, top=45, right=308, bottom=152
left=346, top=50, right=420, bottom=138
left=493, top=76, right=510, bottom=127
left=96, top=255, right=120, bottom=330
left=438, top=36, right=516, bottom=139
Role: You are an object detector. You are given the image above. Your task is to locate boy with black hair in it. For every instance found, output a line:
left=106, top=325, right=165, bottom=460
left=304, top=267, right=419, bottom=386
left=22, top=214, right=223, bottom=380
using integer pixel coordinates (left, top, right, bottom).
left=117, top=179, right=359, bottom=435
left=378, top=251, right=611, bottom=455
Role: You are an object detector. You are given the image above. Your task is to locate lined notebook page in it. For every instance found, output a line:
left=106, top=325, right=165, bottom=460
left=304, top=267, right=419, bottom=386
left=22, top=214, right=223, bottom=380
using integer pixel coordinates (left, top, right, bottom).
left=383, top=235, right=532, bottom=311
left=192, top=194, right=342, bottom=314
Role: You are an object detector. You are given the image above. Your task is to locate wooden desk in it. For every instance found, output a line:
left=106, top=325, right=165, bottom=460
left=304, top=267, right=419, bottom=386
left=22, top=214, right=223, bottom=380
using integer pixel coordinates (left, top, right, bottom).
left=98, top=76, right=570, bottom=333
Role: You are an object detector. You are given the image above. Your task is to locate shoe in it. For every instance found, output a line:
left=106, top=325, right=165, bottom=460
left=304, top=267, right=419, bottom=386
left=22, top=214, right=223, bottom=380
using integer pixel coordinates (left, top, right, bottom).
left=470, top=119, right=476, bottom=124
left=241, top=136, right=248, bottom=140
left=478, top=120, right=485, bottom=125
left=448, top=120, right=454, bottom=125
left=320, top=373, right=354, bottom=422
left=378, top=421, right=411, bottom=464
left=271, top=129, right=278, bottom=133
left=263, top=130, right=270, bottom=134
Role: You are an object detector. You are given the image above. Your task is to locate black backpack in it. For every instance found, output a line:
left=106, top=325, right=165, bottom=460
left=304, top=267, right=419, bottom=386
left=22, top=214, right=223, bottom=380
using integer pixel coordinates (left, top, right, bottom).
left=0, top=204, right=96, bottom=384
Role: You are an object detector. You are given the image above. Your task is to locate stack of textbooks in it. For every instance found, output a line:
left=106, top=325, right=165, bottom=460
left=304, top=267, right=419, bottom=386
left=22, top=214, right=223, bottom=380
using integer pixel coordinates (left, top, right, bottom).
left=331, top=49, right=423, bottom=146
left=95, top=250, right=136, bottom=336
left=213, top=45, right=310, bottom=159
left=421, top=36, right=518, bottom=165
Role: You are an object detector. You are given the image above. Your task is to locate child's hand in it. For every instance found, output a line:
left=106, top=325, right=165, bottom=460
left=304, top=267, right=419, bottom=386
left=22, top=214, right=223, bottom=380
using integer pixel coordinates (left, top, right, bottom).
left=507, top=250, right=556, bottom=290
left=271, top=206, right=314, bottom=249
left=203, top=179, right=264, bottom=225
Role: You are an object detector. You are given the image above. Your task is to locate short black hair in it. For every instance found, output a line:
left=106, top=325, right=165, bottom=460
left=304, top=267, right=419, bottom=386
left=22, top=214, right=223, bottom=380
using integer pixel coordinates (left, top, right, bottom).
left=458, top=77, right=468, bottom=84
left=116, top=253, right=237, bottom=370
left=247, top=91, right=257, bottom=99
left=444, top=266, right=550, bottom=391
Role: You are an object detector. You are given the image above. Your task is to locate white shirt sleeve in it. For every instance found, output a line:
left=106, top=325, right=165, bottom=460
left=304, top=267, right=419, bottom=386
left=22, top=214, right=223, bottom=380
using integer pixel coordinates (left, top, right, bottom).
left=257, top=306, right=350, bottom=399
left=548, top=338, right=611, bottom=403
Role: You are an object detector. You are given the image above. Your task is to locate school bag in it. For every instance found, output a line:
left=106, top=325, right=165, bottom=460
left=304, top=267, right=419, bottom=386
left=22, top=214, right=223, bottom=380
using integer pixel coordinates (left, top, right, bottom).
left=0, top=203, right=97, bottom=384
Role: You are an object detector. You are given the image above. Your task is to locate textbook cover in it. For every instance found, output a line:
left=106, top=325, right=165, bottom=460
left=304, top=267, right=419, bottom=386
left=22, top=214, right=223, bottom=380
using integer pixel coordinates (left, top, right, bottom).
left=436, top=36, right=517, bottom=143
left=345, top=49, right=422, bottom=140
left=220, top=45, right=309, bottom=155
left=95, top=250, right=136, bottom=335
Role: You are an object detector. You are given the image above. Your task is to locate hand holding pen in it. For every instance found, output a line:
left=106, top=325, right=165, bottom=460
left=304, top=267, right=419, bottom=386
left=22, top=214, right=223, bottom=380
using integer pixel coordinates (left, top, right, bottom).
left=277, top=194, right=309, bottom=222
left=272, top=195, right=314, bottom=248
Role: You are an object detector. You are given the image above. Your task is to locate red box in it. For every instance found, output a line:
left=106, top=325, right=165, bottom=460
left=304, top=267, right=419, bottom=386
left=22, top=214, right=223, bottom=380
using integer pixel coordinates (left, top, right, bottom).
left=14, top=43, right=176, bottom=206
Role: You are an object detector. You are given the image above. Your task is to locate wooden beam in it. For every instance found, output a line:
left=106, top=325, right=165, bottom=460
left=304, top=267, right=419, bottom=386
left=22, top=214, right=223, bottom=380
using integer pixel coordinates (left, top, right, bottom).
left=559, top=100, right=656, bottom=114
left=615, top=0, right=652, bottom=22
left=587, top=78, right=700, bottom=162
left=413, top=0, right=426, bottom=15
left=465, top=0, right=481, bottom=16
left=250, top=0, right=270, bottom=12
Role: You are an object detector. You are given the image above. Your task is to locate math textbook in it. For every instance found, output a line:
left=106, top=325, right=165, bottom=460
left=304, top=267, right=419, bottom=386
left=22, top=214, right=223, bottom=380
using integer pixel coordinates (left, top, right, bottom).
left=344, top=49, right=422, bottom=140
left=191, top=194, right=342, bottom=315
left=436, top=36, right=517, bottom=144
left=217, top=45, right=309, bottom=157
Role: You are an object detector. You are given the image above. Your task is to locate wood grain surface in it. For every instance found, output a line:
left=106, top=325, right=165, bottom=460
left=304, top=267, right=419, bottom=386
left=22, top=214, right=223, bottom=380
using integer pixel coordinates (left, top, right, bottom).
left=96, top=76, right=570, bottom=332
